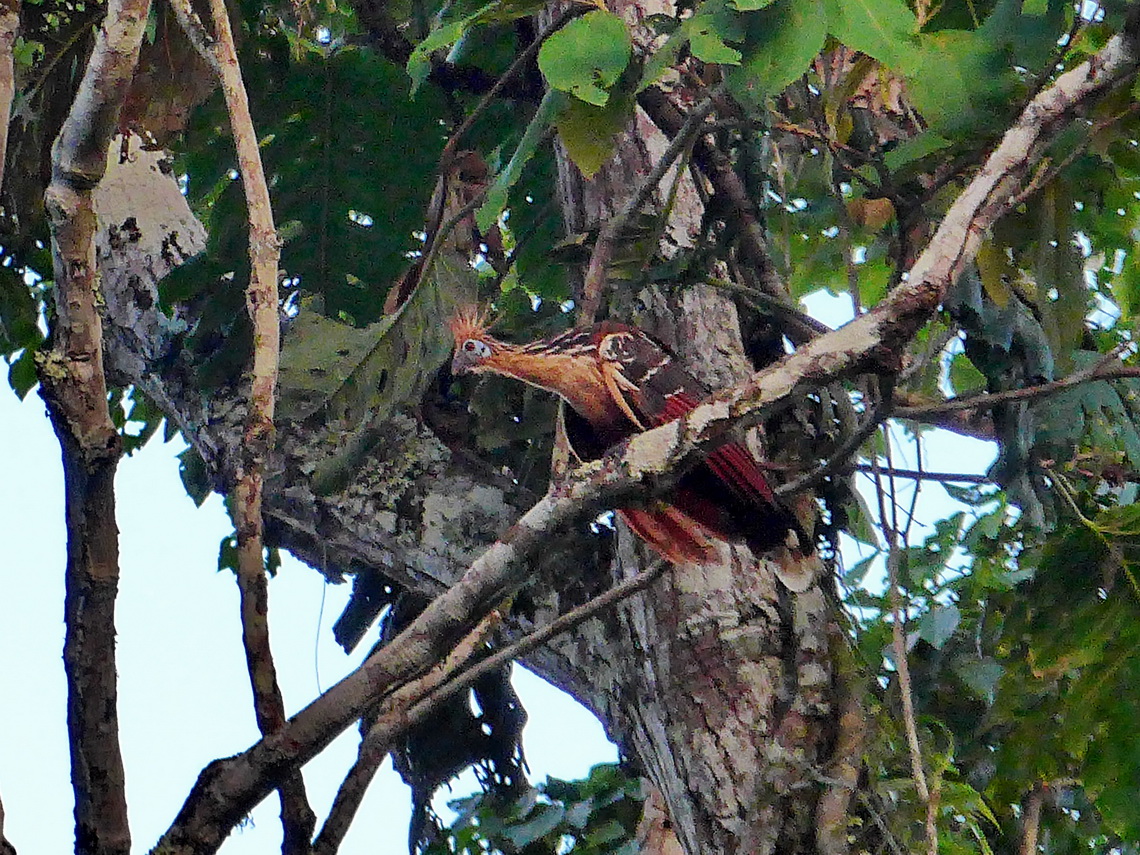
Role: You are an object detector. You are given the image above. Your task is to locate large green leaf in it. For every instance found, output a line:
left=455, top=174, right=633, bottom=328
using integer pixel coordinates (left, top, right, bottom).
left=554, top=87, right=636, bottom=178
left=729, top=0, right=827, bottom=106
left=278, top=252, right=476, bottom=426
left=477, top=88, right=566, bottom=233
left=169, top=45, right=450, bottom=385
left=538, top=10, right=632, bottom=106
left=822, top=0, right=917, bottom=69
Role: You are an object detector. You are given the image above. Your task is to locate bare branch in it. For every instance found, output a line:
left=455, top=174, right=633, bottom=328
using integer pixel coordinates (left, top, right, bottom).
left=151, top=28, right=1140, bottom=853
left=1019, top=785, right=1045, bottom=855
left=579, top=93, right=719, bottom=321
left=170, top=0, right=315, bottom=844
left=314, top=559, right=667, bottom=853
left=896, top=356, right=1139, bottom=419
left=37, top=0, right=156, bottom=850
left=639, top=85, right=789, bottom=306
left=850, top=464, right=989, bottom=484
left=312, top=611, right=502, bottom=854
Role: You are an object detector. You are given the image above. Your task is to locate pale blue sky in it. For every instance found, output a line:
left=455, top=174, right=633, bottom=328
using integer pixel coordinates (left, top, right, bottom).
left=0, top=387, right=616, bottom=853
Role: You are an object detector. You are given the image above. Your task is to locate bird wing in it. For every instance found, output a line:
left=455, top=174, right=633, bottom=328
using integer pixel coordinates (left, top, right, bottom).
left=595, top=328, right=777, bottom=508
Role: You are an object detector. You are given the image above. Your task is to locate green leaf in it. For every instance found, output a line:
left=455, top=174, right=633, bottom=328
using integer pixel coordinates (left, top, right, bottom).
left=406, top=0, right=503, bottom=92
left=729, top=0, right=776, bottom=9
left=728, top=0, right=827, bottom=106
left=918, top=603, right=961, bottom=649
left=555, top=88, right=635, bottom=178
left=684, top=3, right=743, bottom=65
left=477, top=88, right=566, bottom=232
left=501, top=803, right=564, bottom=846
left=7, top=346, right=38, bottom=399
left=0, top=265, right=42, bottom=355
left=277, top=253, right=475, bottom=427
left=178, top=446, right=213, bottom=506
left=948, top=352, right=987, bottom=395
left=844, top=553, right=879, bottom=586
left=954, top=657, right=1002, bottom=700
left=882, top=131, right=953, bottom=175
left=822, top=0, right=917, bottom=69
left=538, top=10, right=632, bottom=106
left=218, top=533, right=239, bottom=573
left=639, top=29, right=686, bottom=91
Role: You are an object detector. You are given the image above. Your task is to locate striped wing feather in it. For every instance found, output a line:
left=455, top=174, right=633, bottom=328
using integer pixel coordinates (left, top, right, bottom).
left=596, top=330, right=778, bottom=510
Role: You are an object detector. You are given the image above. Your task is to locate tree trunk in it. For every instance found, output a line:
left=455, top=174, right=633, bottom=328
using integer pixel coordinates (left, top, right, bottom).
left=539, top=55, right=847, bottom=847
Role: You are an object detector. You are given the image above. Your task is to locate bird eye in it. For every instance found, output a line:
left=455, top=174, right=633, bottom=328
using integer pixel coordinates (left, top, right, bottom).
left=463, top=339, right=491, bottom=358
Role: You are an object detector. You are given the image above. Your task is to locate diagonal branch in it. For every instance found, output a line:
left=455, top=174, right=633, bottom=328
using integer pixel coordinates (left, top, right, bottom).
left=896, top=356, right=1139, bottom=419
left=151, top=25, right=1140, bottom=855
left=170, top=0, right=315, bottom=847
left=313, top=557, right=666, bottom=853
left=579, top=92, right=720, bottom=321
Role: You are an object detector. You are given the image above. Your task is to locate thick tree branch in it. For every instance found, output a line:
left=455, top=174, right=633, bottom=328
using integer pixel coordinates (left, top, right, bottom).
left=312, top=611, right=502, bottom=854
left=151, top=27, right=1140, bottom=853
left=314, top=558, right=665, bottom=853
left=172, top=0, right=316, bottom=845
left=37, top=0, right=155, bottom=850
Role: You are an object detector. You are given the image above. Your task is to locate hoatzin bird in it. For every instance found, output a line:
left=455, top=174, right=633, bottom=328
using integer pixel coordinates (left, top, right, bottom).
left=450, top=311, right=811, bottom=572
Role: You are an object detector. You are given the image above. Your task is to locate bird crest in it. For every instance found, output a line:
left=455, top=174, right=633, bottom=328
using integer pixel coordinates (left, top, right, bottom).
left=448, top=305, right=496, bottom=347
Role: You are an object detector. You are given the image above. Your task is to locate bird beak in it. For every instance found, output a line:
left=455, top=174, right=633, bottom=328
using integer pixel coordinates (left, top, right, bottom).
left=451, top=349, right=477, bottom=375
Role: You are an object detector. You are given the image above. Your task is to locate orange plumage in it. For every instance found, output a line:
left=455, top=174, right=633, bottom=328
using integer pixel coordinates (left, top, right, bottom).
left=451, top=315, right=804, bottom=565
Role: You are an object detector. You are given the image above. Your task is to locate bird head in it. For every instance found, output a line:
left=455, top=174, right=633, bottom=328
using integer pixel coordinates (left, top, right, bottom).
left=449, top=308, right=501, bottom=375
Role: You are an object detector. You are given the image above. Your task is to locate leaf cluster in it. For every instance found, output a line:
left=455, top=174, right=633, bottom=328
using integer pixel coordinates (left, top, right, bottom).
left=426, top=763, right=648, bottom=855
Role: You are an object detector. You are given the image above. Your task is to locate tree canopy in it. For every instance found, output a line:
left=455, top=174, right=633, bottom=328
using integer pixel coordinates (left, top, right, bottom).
left=3, top=0, right=1140, bottom=853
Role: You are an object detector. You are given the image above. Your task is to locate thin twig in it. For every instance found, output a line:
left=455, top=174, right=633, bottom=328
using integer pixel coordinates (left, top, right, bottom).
left=775, top=403, right=888, bottom=497
left=437, top=6, right=581, bottom=171
left=171, top=0, right=315, bottom=845
left=851, top=464, right=988, bottom=484
left=704, top=276, right=833, bottom=338
left=639, top=85, right=790, bottom=307
left=897, top=351, right=1137, bottom=419
left=579, top=92, right=720, bottom=321
left=871, top=431, right=935, bottom=855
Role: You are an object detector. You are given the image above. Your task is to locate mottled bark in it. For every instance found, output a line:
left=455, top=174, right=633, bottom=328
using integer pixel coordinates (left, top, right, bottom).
left=38, top=0, right=154, bottom=850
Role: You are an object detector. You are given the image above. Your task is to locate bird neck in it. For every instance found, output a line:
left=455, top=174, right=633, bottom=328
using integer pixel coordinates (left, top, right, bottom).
left=490, top=346, right=627, bottom=432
